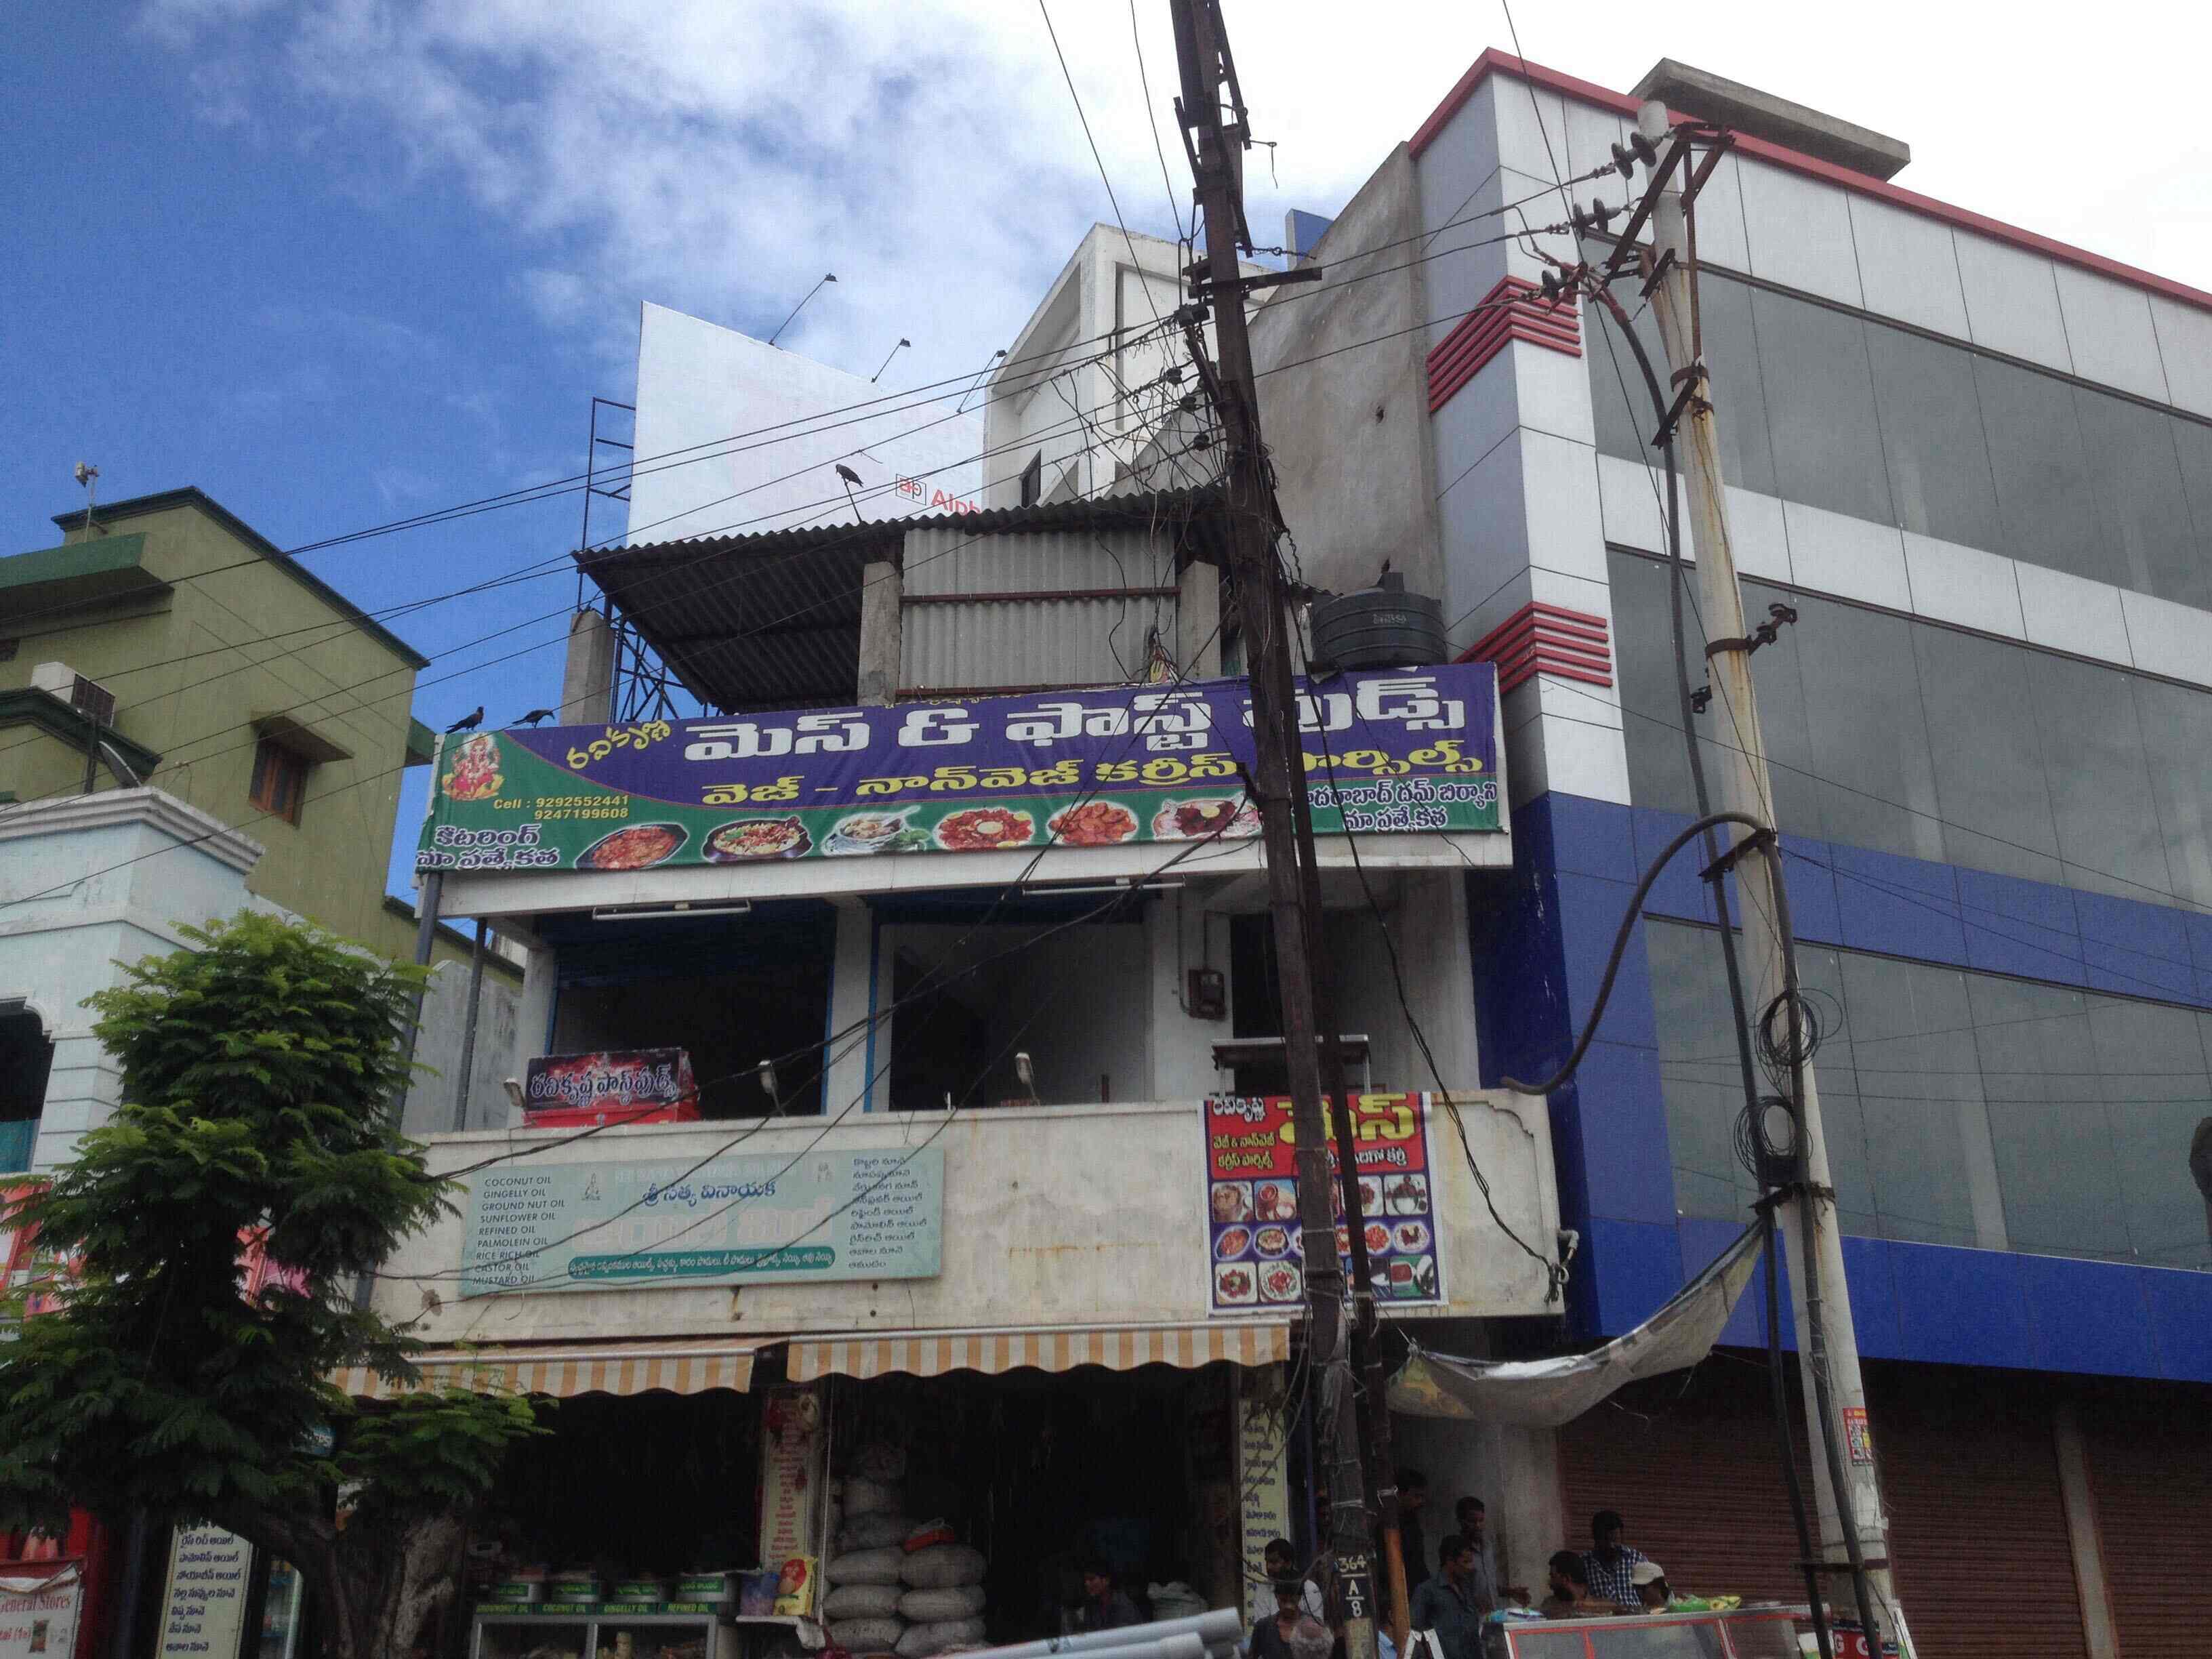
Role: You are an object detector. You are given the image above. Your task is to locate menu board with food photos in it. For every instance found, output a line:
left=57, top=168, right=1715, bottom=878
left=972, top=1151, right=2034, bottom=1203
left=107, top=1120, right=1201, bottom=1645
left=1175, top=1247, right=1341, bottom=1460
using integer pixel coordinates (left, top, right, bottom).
left=1203, top=1093, right=1443, bottom=1315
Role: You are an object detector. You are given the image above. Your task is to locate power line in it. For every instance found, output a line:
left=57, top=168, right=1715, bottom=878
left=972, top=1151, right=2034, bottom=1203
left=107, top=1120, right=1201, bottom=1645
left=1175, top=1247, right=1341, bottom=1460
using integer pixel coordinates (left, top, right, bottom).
left=0, top=422, right=1208, bottom=908
left=1130, top=0, right=1188, bottom=243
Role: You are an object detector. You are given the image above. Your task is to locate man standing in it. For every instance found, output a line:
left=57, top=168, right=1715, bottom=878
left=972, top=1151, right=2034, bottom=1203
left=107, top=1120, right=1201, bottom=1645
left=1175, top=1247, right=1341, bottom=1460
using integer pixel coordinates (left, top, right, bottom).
left=1396, top=1469, right=1432, bottom=1597
left=1262, top=1540, right=1326, bottom=1623
left=1578, top=1511, right=1650, bottom=1612
left=1408, top=1535, right=1489, bottom=1659
left=1451, top=1498, right=1496, bottom=1609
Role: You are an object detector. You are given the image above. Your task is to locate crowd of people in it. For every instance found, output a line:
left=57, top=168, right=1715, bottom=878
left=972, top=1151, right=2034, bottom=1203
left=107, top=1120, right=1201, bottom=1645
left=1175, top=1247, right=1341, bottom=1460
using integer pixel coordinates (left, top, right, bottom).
left=1242, top=1469, right=1704, bottom=1659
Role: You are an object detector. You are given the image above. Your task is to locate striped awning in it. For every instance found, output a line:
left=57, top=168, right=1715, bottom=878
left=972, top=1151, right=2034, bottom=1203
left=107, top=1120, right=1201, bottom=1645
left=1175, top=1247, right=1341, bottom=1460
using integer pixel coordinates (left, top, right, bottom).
left=336, top=1338, right=764, bottom=1401
left=787, top=1321, right=1290, bottom=1382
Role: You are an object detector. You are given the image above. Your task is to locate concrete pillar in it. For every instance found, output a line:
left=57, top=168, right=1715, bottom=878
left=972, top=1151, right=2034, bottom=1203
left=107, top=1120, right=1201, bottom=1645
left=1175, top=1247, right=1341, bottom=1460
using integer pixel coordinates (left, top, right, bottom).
left=2051, top=1403, right=2120, bottom=1659
left=514, top=944, right=558, bottom=1118
left=823, top=901, right=880, bottom=1113
left=559, top=609, right=616, bottom=726
left=1397, top=872, right=1486, bottom=1092
left=1178, top=558, right=1222, bottom=677
left=857, top=556, right=903, bottom=707
left=1147, top=890, right=1221, bottom=1100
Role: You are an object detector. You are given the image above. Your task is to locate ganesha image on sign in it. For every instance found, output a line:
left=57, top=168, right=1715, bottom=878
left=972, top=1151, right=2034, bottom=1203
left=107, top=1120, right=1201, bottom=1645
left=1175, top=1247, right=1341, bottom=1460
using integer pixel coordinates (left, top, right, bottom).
left=441, top=733, right=503, bottom=802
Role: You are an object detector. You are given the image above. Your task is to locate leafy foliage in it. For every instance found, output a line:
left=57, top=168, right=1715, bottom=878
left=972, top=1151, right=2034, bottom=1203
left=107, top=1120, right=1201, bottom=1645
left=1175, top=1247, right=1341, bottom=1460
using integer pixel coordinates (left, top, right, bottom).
left=0, top=912, right=541, bottom=1656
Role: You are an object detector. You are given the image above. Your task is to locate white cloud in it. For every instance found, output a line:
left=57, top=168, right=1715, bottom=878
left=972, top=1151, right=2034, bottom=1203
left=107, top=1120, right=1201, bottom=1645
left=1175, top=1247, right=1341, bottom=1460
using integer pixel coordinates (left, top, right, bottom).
left=142, top=0, right=2212, bottom=411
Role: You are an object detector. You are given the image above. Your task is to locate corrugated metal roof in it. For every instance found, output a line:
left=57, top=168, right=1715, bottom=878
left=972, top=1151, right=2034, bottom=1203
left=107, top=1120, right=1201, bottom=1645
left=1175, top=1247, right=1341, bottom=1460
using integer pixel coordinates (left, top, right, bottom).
left=901, top=596, right=1173, bottom=695
left=577, top=489, right=1223, bottom=711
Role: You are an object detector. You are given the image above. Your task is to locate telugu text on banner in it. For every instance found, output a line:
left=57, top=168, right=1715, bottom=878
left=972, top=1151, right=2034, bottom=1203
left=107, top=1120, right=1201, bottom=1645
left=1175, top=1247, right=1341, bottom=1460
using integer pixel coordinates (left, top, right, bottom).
left=419, top=667, right=1500, bottom=874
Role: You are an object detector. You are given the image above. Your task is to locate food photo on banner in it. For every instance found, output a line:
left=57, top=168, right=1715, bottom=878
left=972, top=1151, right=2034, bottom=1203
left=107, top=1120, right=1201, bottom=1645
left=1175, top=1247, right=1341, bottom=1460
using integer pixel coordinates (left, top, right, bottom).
left=417, top=666, right=1500, bottom=872
left=1203, top=1093, right=1443, bottom=1315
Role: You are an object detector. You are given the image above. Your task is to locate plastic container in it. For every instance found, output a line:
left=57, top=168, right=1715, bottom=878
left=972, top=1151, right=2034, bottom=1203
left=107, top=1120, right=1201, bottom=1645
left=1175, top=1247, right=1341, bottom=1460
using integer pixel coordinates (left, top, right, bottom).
left=738, top=1570, right=782, bottom=1617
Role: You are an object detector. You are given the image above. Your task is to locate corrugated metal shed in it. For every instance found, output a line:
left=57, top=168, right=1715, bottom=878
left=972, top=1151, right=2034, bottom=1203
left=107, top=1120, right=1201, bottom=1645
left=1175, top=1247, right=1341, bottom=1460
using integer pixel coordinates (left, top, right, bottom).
left=576, top=489, right=1222, bottom=710
left=900, top=523, right=1181, bottom=695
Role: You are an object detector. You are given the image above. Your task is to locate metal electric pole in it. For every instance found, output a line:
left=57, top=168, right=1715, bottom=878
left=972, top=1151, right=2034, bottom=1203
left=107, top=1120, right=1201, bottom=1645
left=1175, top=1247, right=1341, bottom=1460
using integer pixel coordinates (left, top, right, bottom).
left=1166, top=6, right=1377, bottom=1657
left=1632, top=99, right=1907, bottom=1654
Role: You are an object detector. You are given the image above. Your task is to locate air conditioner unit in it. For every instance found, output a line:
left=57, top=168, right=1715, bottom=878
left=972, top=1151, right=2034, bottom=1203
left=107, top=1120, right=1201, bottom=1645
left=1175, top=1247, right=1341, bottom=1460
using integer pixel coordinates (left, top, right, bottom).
left=30, top=661, right=119, bottom=727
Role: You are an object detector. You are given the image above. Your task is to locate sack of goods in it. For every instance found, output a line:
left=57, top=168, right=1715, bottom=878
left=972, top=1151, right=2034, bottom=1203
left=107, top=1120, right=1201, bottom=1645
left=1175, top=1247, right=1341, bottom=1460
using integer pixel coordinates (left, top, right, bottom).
left=827, top=1618, right=905, bottom=1654
left=842, top=1512, right=917, bottom=1551
left=898, top=1586, right=986, bottom=1622
left=822, top=1584, right=905, bottom=1620
left=902, top=1519, right=957, bottom=1553
left=894, top=1618, right=988, bottom=1659
left=826, top=1549, right=907, bottom=1588
left=843, top=1476, right=904, bottom=1518
left=1149, top=1582, right=1208, bottom=1622
left=851, top=1442, right=909, bottom=1483
left=899, top=1545, right=987, bottom=1591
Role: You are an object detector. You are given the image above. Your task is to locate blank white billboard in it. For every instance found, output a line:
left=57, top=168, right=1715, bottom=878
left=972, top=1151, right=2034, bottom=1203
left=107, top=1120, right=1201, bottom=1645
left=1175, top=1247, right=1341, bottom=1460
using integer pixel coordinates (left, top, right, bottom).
left=625, top=302, right=985, bottom=545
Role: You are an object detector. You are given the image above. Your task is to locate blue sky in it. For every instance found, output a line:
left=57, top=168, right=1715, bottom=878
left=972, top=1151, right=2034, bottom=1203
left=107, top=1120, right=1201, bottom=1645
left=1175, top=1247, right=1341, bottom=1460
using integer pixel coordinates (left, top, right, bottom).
left=5, top=1, right=2205, bottom=903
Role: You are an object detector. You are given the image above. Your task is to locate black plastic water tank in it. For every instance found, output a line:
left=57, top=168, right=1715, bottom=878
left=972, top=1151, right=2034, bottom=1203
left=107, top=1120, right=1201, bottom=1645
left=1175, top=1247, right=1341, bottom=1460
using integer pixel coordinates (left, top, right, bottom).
left=1309, top=572, right=1447, bottom=670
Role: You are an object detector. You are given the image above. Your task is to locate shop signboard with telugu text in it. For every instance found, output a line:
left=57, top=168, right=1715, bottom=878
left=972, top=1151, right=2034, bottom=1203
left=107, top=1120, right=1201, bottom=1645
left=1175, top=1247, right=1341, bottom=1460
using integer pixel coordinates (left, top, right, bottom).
left=155, top=1526, right=252, bottom=1659
left=417, top=666, right=1500, bottom=874
left=0, top=1577, right=79, bottom=1659
left=1204, top=1093, right=1443, bottom=1315
left=459, top=1147, right=942, bottom=1297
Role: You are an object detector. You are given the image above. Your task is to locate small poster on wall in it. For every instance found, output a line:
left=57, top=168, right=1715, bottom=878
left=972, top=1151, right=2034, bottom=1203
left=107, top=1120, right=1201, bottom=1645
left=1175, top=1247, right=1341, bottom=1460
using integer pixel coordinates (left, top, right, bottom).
left=155, top=1526, right=253, bottom=1659
left=758, top=1389, right=825, bottom=1616
left=0, top=1575, right=81, bottom=1659
left=1235, top=1368, right=1294, bottom=1628
left=1204, top=1093, right=1444, bottom=1316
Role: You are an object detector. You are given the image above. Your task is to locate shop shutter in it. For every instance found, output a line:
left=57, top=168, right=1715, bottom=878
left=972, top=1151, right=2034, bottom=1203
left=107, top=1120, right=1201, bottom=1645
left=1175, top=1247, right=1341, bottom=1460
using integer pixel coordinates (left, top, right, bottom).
left=1556, top=1361, right=1818, bottom=1607
left=1872, top=1380, right=2086, bottom=1659
left=2083, top=1407, right=2212, bottom=1656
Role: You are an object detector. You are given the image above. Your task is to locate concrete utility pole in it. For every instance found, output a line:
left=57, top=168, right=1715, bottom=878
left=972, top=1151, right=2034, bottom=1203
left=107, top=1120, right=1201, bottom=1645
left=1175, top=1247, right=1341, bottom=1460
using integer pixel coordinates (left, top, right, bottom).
left=1166, top=7, right=1376, bottom=1658
left=1634, top=100, right=1906, bottom=1653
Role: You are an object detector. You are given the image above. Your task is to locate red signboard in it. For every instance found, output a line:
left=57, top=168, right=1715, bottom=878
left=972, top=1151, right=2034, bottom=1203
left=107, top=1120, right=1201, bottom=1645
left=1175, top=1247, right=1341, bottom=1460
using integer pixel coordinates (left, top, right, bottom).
left=523, top=1049, right=699, bottom=1125
left=1203, top=1093, right=1442, bottom=1314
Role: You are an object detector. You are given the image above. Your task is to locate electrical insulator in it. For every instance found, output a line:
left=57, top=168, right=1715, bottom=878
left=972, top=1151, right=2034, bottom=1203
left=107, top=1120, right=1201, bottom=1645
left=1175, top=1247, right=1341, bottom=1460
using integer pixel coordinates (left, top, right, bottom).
left=1538, top=268, right=1570, bottom=304
left=1610, top=132, right=1660, bottom=178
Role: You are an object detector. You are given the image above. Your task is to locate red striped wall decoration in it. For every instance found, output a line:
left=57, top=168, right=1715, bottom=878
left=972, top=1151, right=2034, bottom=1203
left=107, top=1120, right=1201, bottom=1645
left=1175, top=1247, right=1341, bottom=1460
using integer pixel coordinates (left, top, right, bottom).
left=1458, top=600, right=1613, bottom=695
left=1425, top=275, right=1581, bottom=413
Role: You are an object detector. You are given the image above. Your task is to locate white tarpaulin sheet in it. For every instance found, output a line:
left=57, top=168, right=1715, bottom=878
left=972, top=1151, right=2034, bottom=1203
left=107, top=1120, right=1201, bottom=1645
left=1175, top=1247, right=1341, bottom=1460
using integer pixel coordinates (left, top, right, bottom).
left=1388, top=1220, right=1769, bottom=1427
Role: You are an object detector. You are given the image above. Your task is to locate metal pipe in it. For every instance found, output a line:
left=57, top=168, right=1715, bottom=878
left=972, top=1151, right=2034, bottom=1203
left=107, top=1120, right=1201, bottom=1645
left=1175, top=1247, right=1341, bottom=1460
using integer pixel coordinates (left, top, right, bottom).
left=972, top=1611, right=1239, bottom=1659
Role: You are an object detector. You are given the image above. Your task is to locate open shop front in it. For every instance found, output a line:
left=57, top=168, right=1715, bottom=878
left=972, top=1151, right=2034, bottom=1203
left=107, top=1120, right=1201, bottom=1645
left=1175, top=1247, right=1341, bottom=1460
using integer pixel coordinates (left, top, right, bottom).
left=791, top=1324, right=1302, bottom=1652
left=369, top=1326, right=1298, bottom=1659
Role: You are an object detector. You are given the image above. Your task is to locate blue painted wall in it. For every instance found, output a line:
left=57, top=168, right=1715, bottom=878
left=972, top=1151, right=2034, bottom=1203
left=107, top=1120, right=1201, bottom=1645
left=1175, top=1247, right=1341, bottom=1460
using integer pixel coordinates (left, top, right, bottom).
left=1487, top=790, right=2212, bottom=1385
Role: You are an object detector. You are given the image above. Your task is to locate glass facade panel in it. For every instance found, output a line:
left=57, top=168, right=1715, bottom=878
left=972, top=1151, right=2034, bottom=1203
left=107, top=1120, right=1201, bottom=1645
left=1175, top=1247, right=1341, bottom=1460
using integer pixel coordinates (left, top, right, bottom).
left=1650, top=919, right=2212, bottom=1268
left=1750, top=289, right=1893, bottom=525
left=2024, top=653, right=2177, bottom=901
left=1588, top=270, right=2212, bottom=608
left=1607, top=549, right=2210, bottom=912
left=1862, top=326, right=2002, bottom=549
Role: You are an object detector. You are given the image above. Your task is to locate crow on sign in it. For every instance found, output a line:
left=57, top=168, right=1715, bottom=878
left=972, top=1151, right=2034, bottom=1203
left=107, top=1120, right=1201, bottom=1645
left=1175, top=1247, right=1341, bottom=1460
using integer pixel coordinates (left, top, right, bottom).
left=445, top=707, right=485, bottom=733
left=512, top=708, right=557, bottom=727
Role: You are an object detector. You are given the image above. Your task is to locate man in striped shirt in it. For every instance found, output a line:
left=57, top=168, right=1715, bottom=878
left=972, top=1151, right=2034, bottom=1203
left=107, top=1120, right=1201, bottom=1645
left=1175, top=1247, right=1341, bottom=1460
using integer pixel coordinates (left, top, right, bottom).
left=1578, top=1510, right=1650, bottom=1611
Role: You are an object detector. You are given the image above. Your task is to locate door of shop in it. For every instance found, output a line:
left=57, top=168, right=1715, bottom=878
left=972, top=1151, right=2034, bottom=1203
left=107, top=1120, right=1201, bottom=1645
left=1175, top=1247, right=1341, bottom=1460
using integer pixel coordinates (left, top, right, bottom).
left=2083, top=1391, right=2212, bottom=1657
left=1871, top=1374, right=2087, bottom=1659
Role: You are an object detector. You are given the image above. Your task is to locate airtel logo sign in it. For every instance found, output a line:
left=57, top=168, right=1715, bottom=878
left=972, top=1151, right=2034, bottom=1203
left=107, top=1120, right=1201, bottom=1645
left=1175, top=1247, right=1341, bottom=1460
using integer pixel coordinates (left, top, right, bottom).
left=895, top=475, right=981, bottom=514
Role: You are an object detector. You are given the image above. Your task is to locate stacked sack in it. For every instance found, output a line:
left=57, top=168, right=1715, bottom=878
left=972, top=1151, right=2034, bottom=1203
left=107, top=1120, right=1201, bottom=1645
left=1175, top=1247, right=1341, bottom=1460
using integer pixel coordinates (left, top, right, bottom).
left=895, top=1536, right=987, bottom=1658
left=819, top=1443, right=989, bottom=1658
left=822, top=1450, right=912, bottom=1655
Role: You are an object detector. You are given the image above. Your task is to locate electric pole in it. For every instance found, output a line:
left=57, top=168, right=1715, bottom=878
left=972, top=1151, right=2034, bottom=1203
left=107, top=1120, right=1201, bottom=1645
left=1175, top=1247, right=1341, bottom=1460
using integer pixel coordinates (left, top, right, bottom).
left=1166, top=6, right=1378, bottom=1658
left=1632, top=99, right=1908, bottom=1654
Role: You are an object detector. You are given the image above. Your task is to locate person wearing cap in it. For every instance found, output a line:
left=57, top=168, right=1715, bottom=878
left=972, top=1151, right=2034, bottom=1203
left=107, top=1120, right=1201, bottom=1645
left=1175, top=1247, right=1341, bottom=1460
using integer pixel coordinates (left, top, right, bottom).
left=1631, top=1561, right=1673, bottom=1610
left=1579, top=1510, right=1651, bottom=1610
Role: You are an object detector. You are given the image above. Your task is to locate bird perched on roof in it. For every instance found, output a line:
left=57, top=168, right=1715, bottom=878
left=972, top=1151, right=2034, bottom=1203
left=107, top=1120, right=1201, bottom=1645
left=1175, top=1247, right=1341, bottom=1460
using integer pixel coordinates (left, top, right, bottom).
left=513, top=708, right=557, bottom=727
left=446, top=706, right=485, bottom=733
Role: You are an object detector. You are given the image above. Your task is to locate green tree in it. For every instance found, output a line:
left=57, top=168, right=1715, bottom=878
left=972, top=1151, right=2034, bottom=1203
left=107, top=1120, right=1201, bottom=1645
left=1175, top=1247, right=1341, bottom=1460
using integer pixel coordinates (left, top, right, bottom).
left=0, top=912, right=540, bottom=1659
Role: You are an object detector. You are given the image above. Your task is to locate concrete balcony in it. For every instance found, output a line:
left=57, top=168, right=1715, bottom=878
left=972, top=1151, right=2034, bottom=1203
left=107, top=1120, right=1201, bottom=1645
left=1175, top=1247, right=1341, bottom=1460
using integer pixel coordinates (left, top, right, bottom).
left=374, top=1094, right=1560, bottom=1349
